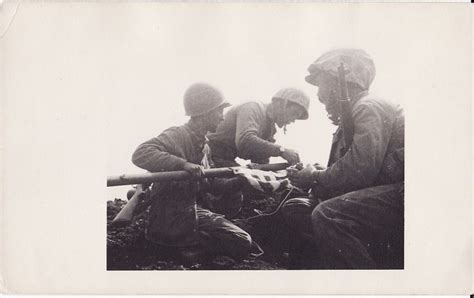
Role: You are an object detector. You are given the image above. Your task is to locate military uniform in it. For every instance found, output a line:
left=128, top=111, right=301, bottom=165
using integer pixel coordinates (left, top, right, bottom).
left=283, top=49, right=405, bottom=269
left=208, top=88, right=310, bottom=168
left=132, top=121, right=252, bottom=259
left=283, top=92, right=404, bottom=268
left=207, top=101, right=280, bottom=167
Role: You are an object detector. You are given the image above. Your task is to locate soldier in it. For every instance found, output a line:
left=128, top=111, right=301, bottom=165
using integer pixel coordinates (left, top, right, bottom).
left=207, top=88, right=310, bottom=168
left=284, top=49, right=405, bottom=269
left=131, top=83, right=252, bottom=261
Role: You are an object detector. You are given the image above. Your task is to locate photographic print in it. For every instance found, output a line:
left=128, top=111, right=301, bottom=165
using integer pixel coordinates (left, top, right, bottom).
left=1, top=1, right=472, bottom=294
left=105, top=4, right=407, bottom=271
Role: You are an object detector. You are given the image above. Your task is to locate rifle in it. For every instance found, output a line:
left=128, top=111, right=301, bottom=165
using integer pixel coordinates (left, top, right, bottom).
left=337, top=62, right=355, bottom=148
left=108, top=162, right=289, bottom=227
left=107, top=162, right=289, bottom=187
left=110, top=184, right=147, bottom=227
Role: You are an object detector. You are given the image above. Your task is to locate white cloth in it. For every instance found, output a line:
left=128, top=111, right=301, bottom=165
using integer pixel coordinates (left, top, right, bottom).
left=232, top=167, right=290, bottom=194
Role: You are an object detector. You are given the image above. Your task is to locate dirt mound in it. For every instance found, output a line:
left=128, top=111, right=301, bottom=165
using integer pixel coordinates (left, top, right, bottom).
left=107, top=192, right=290, bottom=270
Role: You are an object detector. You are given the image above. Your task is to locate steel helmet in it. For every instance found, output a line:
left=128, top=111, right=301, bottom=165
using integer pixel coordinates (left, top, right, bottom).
left=305, top=48, right=376, bottom=90
left=183, top=83, right=231, bottom=117
left=272, top=87, right=310, bottom=120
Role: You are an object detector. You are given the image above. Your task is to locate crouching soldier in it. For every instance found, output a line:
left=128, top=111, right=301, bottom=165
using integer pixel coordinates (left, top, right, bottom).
left=207, top=88, right=310, bottom=168
left=132, top=83, right=252, bottom=261
left=284, top=49, right=405, bottom=269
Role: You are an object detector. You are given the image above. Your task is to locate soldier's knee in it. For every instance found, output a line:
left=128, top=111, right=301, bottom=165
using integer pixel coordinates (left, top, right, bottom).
left=281, top=198, right=305, bottom=219
left=232, top=230, right=253, bottom=258
left=239, top=230, right=253, bottom=248
left=311, top=201, right=334, bottom=240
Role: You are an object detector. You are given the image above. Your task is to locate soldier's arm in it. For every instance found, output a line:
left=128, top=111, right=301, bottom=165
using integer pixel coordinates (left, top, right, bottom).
left=131, top=129, right=188, bottom=172
left=235, top=103, right=281, bottom=161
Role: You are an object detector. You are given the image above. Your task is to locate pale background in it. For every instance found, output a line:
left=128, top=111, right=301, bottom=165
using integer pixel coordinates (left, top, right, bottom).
left=1, top=2, right=472, bottom=294
left=104, top=3, right=410, bottom=200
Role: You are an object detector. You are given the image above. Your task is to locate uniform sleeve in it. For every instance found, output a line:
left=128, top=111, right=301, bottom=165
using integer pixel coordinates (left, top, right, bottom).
left=314, top=102, right=394, bottom=192
left=131, top=129, right=188, bottom=172
left=235, top=103, right=281, bottom=160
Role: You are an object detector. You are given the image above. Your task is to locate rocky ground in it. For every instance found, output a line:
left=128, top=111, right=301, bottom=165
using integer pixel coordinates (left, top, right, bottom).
left=107, top=190, right=293, bottom=270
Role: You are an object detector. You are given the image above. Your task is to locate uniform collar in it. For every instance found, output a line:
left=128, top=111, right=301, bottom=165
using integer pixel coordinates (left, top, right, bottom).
left=185, top=121, right=207, bottom=140
left=350, top=90, right=369, bottom=107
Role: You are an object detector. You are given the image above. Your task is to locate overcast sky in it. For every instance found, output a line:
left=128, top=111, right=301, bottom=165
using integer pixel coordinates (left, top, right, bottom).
left=100, top=4, right=470, bottom=200
left=101, top=4, right=421, bottom=200
left=7, top=4, right=458, bottom=201
left=0, top=2, right=470, bottom=289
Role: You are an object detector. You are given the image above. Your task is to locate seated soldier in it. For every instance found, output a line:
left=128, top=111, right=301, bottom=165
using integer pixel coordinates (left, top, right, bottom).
left=284, top=49, right=404, bottom=269
left=132, top=83, right=252, bottom=261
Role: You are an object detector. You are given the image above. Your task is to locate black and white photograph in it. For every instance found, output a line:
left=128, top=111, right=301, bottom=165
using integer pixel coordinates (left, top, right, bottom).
left=106, top=47, right=404, bottom=270
left=103, top=5, right=423, bottom=271
left=2, top=1, right=472, bottom=294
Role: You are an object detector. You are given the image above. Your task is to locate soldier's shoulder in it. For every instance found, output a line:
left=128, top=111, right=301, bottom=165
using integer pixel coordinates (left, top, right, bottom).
left=240, top=100, right=265, bottom=108
left=158, top=125, right=187, bottom=137
left=238, top=101, right=266, bottom=114
left=356, top=93, right=400, bottom=110
left=354, top=94, right=403, bottom=120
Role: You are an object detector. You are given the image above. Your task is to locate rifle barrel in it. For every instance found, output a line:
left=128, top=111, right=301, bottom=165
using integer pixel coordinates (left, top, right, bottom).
left=338, top=62, right=349, bottom=102
left=107, top=162, right=289, bottom=187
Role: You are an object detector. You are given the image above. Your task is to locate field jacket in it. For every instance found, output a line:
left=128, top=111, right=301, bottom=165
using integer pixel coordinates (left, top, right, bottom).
left=314, top=91, right=405, bottom=197
left=132, top=122, right=208, bottom=246
left=208, top=101, right=280, bottom=164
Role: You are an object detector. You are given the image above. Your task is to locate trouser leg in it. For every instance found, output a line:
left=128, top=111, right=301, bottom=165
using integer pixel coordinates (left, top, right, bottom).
left=281, top=197, right=319, bottom=239
left=197, top=207, right=252, bottom=260
left=311, top=183, right=404, bottom=269
left=281, top=197, right=320, bottom=268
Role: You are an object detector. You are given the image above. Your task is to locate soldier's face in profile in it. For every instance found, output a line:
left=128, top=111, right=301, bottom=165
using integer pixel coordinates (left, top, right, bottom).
left=283, top=103, right=305, bottom=126
left=316, top=75, right=338, bottom=106
left=273, top=100, right=303, bottom=128
left=204, top=106, right=225, bottom=132
left=316, top=75, right=340, bottom=124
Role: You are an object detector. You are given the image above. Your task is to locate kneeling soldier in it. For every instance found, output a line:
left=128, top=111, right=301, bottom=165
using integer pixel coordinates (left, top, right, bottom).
left=132, top=83, right=252, bottom=261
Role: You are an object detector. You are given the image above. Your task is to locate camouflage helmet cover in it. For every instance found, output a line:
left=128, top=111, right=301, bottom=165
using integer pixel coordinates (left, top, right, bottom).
left=305, top=48, right=376, bottom=90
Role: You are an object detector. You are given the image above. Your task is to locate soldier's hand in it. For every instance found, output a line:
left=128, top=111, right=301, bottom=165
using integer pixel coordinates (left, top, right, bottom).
left=183, top=162, right=205, bottom=178
left=246, top=163, right=260, bottom=169
left=286, top=162, right=303, bottom=177
left=281, top=148, right=300, bottom=165
left=313, top=163, right=326, bottom=170
left=289, top=164, right=316, bottom=189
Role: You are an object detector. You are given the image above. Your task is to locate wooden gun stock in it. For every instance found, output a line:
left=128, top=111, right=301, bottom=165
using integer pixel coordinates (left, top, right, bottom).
left=110, top=184, right=146, bottom=227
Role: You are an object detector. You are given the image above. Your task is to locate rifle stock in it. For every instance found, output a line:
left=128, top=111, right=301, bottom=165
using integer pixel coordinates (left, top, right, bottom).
left=110, top=184, right=145, bottom=227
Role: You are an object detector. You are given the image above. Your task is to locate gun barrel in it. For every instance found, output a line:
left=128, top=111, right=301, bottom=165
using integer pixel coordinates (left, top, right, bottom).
left=107, top=162, right=289, bottom=187
left=337, top=62, right=349, bottom=101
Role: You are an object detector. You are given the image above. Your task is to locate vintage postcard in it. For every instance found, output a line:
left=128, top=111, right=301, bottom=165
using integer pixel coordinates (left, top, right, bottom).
left=1, top=1, right=472, bottom=294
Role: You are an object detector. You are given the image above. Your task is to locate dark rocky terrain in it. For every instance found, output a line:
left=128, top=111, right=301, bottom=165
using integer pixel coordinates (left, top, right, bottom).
left=107, top=191, right=292, bottom=270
